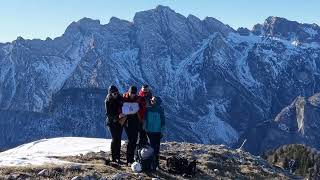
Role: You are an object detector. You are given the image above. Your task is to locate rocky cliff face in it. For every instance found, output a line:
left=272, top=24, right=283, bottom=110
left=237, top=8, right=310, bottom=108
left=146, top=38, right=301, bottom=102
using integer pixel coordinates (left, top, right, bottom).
left=0, top=5, right=320, bottom=153
left=246, top=93, right=320, bottom=154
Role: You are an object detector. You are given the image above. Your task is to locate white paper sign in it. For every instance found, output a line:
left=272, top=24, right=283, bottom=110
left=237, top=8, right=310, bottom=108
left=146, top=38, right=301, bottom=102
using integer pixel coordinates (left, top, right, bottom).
left=122, top=102, right=140, bottom=115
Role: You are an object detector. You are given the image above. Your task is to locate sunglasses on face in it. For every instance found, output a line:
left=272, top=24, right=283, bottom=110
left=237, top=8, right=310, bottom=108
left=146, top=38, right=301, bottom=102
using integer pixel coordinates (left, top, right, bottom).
left=111, top=92, right=118, bottom=96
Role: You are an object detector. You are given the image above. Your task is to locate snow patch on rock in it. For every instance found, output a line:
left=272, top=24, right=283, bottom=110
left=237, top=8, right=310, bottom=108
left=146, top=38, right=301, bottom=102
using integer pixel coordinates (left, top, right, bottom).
left=191, top=102, right=239, bottom=145
left=0, top=137, right=120, bottom=166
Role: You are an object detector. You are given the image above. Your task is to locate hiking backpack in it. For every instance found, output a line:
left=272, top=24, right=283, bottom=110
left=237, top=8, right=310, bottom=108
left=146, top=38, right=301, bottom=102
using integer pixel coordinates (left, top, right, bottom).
left=166, top=156, right=197, bottom=176
left=134, top=145, right=156, bottom=171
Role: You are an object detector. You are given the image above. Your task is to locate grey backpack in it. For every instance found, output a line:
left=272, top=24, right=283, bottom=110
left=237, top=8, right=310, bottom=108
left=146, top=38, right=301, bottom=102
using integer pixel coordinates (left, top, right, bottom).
left=135, top=145, right=156, bottom=171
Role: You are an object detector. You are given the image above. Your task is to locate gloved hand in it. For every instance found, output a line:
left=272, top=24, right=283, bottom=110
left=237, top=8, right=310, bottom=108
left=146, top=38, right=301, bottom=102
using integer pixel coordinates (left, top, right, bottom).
left=119, top=113, right=125, bottom=118
left=118, top=114, right=127, bottom=126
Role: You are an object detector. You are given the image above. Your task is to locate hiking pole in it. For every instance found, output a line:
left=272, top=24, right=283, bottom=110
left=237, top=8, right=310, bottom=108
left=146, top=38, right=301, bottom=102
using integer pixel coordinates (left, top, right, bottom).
left=164, top=128, right=168, bottom=143
left=236, top=139, right=247, bottom=152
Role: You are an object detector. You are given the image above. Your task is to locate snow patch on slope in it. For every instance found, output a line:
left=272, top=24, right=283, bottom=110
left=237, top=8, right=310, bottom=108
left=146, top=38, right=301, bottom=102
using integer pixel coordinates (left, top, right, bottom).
left=227, top=33, right=261, bottom=90
left=50, top=39, right=90, bottom=91
left=269, top=36, right=320, bottom=50
left=191, top=102, right=239, bottom=145
left=110, top=48, right=140, bottom=82
left=0, top=137, right=119, bottom=166
left=291, top=40, right=300, bottom=46
left=235, top=52, right=260, bottom=89
left=47, top=35, right=94, bottom=92
left=304, top=27, right=318, bottom=37
left=2, top=44, right=13, bottom=55
left=172, top=37, right=210, bottom=101
left=0, top=44, right=16, bottom=109
left=302, top=42, right=320, bottom=49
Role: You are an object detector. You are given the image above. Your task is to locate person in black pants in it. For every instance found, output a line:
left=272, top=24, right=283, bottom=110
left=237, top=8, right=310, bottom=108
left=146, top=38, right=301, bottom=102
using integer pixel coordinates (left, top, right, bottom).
left=122, top=86, right=144, bottom=164
left=144, top=96, right=166, bottom=168
left=105, top=85, right=123, bottom=164
left=138, top=85, right=152, bottom=146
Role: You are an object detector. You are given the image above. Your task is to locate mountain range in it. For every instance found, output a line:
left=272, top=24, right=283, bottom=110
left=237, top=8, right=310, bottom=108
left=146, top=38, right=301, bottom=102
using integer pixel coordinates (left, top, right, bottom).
left=1, top=5, right=320, bottom=154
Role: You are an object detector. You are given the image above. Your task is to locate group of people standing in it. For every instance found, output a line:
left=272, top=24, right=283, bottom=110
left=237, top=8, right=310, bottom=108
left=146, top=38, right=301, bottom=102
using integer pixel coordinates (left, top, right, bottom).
left=105, top=84, right=165, bottom=168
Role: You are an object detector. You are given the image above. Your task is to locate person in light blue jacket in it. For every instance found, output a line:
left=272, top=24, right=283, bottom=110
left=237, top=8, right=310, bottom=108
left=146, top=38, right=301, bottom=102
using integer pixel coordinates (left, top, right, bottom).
left=144, top=96, right=165, bottom=168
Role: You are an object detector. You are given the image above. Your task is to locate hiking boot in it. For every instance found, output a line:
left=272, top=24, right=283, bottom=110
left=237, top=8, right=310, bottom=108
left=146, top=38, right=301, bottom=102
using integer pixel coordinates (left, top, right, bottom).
left=110, top=157, right=117, bottom=162
left=126, top=161, right=134, bottom=167
left=116, top=159, right=125, bottom=165
left=127, top=159, right=134, bottom=164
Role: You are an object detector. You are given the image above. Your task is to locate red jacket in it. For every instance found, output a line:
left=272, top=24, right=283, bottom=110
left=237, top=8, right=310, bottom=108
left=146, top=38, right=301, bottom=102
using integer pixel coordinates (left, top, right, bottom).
left=123, top=92, right=146, bottom=122
left=138, top=90, right=152, bottom=99
left=138, top=90, right=153, bottom=119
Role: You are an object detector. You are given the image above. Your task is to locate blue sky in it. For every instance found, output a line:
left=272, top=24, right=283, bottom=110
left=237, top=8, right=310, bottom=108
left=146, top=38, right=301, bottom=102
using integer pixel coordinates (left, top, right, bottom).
left=0, top=0, right=319, bottom=43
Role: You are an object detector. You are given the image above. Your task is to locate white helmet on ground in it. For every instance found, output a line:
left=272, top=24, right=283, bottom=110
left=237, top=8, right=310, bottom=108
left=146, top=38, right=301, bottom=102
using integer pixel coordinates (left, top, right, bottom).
left=131, top=162, right=142, bottom=173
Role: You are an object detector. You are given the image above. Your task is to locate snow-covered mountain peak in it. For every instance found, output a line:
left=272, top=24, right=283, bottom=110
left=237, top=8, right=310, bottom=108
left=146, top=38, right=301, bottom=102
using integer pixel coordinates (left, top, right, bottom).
left=252, top=16, right=320, bottom=44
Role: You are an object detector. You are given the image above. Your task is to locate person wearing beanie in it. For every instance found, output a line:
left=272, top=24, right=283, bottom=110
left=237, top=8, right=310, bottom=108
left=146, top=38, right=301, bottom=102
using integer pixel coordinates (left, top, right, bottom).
left=122, top=85, right=146, bottom=164
left=105, top=85, right=124, bottom=164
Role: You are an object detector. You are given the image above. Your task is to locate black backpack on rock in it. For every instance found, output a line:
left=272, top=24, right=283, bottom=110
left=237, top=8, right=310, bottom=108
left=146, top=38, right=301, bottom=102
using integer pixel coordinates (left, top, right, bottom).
left=166, top=156, right=197, bottom=176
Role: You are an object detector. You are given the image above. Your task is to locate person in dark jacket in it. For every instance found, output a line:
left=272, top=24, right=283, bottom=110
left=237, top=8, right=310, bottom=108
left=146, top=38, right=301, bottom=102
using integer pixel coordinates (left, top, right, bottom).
left=137, top=85, right=152, bottom=146
left=122, top=86, right=145, bottom=164
left=105, top=85, right=123, bottom=164
left=144, top=96, right=165, bottom=168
